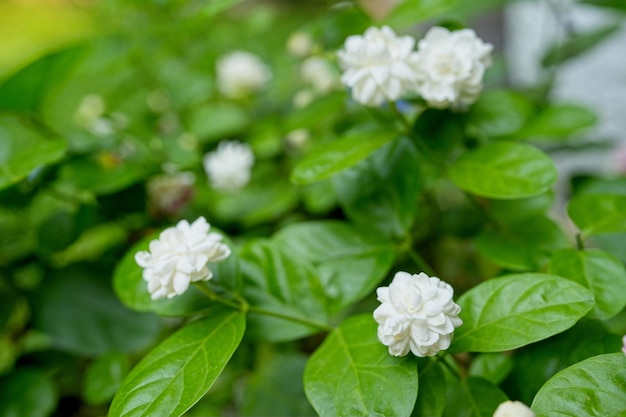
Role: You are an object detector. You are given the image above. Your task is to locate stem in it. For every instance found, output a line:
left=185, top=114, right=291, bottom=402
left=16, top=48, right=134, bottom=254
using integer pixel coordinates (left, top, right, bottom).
left=576, top=233, right=585, bottom=250
left=194, top=283, right=243, bottom=311
left=407, top=248, right=436, bottom=276
left=389, top=100, right=412, bottom=132
left=436, top=353, right=462, bottom=380
left=247, top=306, right=333, bottom=332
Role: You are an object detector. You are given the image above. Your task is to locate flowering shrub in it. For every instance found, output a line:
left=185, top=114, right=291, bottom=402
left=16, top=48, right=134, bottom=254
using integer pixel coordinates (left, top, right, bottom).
left=1, top=1, right=626, bottom=417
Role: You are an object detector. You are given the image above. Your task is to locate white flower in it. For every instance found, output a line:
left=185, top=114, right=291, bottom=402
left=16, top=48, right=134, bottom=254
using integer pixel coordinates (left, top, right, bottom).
left=411, top=26, right=492, bottom=109
left=203, top=140, right=254, bottom=191
left=135, top=217, right=231, bottom=300
left=373, top=271, right=462, bottom=357
left=287, top=31, right=314, bottom=57
left=493, top=401, right=535, bottom=417
left=216, top=50, right=271, bottom=98
left=300, top=56, right=340, bottom=94
left=337, top=26, right=419, bottom=107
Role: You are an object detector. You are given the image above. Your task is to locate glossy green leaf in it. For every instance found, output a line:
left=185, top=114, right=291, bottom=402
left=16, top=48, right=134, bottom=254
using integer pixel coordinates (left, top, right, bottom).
left=83, top=352, right=130, bottom=406
left=467, top=90, right=534, bottom=138
left=532, top=353, right=626, bottom=417
left=568, top=193, right=626, bottom=236
left=475, top=215, right=567, bottom=271
left=448, top=142, right=557, bottom=199
left=332, top=137, right=422, bottom=239
left=450, top=273, right=594, bottom=353
left=109, top=311, right=246, bottom=417
left=34, top=267, right=162, bottom=357
left=290, top=126, right=396, bottom=185
left=113, top=230, right=237, bottom=317
left=384, top=0, right=457, bottom=28
left=468, top=353, right=514, bottom=385
left=542, top=24, right=621, bottom=67
left=443, top=377, right=508, bottom=417
left=240, top=239, right=328, bottom=342
left=412, top=359, right=446, bottom=417
left=549, top=249, right=626, bottom=320
left=304, top=315, right=418, bottom=417
left=0, top=368, right=57, bottom=417
left=273, top=221, right=395, bottom=312
left=519, top=104, right=597, bottom=140
left=0, top=114, right=66, bottom=190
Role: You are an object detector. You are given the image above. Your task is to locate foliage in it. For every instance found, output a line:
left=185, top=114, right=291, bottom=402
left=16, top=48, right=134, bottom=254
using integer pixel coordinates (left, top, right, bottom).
left=1, top=0, right=625, bottom=416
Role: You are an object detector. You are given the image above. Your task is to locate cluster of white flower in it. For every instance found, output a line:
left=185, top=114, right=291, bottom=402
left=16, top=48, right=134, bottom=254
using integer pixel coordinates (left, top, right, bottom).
left=135, top=217, right=230, bottom=300
left=493, top=400, right=535, bottom=417
left=337, top=25, right=492, bottom=109
left=373, top=271, right=462, bottom=357
left=203, top=140, right=255, bottom=191
left=216, top=50, right=272, bottom=98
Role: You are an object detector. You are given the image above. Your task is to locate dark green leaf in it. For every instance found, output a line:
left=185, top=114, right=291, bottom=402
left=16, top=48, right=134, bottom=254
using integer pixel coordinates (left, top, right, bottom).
left=568, top=193, right=626, bottom=236
left=384, top=0, right=458, bottom=28
left=448, top=142, right=557, bottom=199
left=273, top=221, right=395, bottom=313
left=581, top=0, right=626, bottom=11
left=0, top=368, right=57, bottom=417
left=83, top=352, right=130, bottom=406
left=549, top=248, right=626, bottom=320
left=37, top=211, right=77, bottom=254
left=304, top=315, right=418, bottom=417
left=450, top=273, right=594, bottom=353
left=532, top=353, right=626, bottom=417
left=290, top=126, right=396, bottom=185
left=332, top=137, right=422, bottom=239
left=467, top=90, right=534, bottom=138
left=0, top=114, right=66, bottom=190
left=240, top=239, right=328, bottom=342
left=468, top=353, right=514, bottom=385
left=443, top=377, right=508, bottom=417
left=487, top=192, right=553, bottom=223
left=518, top=104, right=597, bottom=140
left=109, top=311, right=246, bottom=417
left=413, top=359, right=446, bottom=417
left=35, top=267, right=162, bottom=356
left=542, top=24, right=621, bottom=67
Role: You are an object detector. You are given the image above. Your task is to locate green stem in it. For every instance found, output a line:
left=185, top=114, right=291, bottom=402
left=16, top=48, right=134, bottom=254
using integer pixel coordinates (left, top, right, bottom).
left=436, top=353, right=462, bottom=380
left=194, top=283, right=243, bottom=311
left=389, top=100, right=412, bottom=132
left=576, top=233, right=585, bottom=250
left=247, top=305, right=334, bottom=332
left=407, top=248, right=436, bottom=276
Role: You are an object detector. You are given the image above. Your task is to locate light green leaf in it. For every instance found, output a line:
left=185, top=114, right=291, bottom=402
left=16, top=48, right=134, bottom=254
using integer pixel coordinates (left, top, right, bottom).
left=443, top=377, right=508, bottom=417
left=448, top=142, right=557, bottom=199
left=532, top=353, right=626, bottom=417
left=332, top=137, right=422, bottom=239
left=0, top=114, right=66, bottom=190
left=412, top=359, right=446, bottom=417
left=519, top=103, right=597, bottom=140
left=290, top=126, right=396, bottom=185
left=568, top=193, right=626, bottom=236
left=0, top=368, right=57, bottom=417
left=195, top=0, right=247, bottom=18
left=34, top=267, right=162, bottom=357
left=542, top=24, right=621, bottom=67
left=83, top=352, right=130, bottom=406
left=384, top=0, right=457, bottom=27
left=188, top=103, right=248, bottom=143
left=468, top=353, right=514, bottom=385
left=240, top=239, right=328, bottom=342
left=549, top=248, right=626, bottom=320
left=450, top=273, right=594, bottom=353
left=467, top=90, right=534, bottom=138
left=109, top=311, right=246, bottom=417
left=304, top=315, right=418, bottom=417
left=285, top=92, right=345, bottom=131
left=273, top=221, right=395, bottom=312
left=475, top=215, right=567, bottom=271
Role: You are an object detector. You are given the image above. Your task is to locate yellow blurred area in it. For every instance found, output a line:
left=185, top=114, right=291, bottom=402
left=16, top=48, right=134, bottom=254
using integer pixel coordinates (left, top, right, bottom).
left=0, top=0, right=98, bottom=81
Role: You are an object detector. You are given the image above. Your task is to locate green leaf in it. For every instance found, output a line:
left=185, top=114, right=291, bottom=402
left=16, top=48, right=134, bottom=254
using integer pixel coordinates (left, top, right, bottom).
left=0, top=114, right=66, bottom=190
left=0, top=368, right=57, bottom=417
left=83, top=351, right=130, bottom=406
left=304, top=315, right=418, bottom=417
left=110, top=311, right=245, bottom=417
left=37, top=211, right=77, bottom=254
left=450, top=273, right=594, bottom=353
left=468, top=353, right=514, bottom=385
left=195, top=0, right=248, bottom=18
left=332, top=137, right=423, bottom=239
left=187, top=103, right=248, bottom=143
left=412, top=359, right=446, bottom=417
left=240, top=239, right=328, bottom=342
left=290, top=126, right=396, bottom=185
left=273, top=220, right=395, bottom=313
left=475, top=215, right=567, bottom=271
left=487, top=192, right=554, bottom=223
left=285, top=92, right=345, bottom=131
left=442, top=377, right=508, bottom=417
left=581, top=0, right=626, bottom=11
left=34, top=266, right=162, bottom=357
left=542, top=24, right=621, bottom=67
left=518, top=104, right=597, bottom=140
left=467, top=90, right=534, bottom=138
left=549, top=249, right=626, bottom=320
left=448, top=142, right=557, bottom=199
left=113, top=231, right=238, bottom=317
left=532, top=353, right=626, bottom=417
left=384, top=0, right=458, bottom=28
left=568, top=193, right=626, bottom=236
